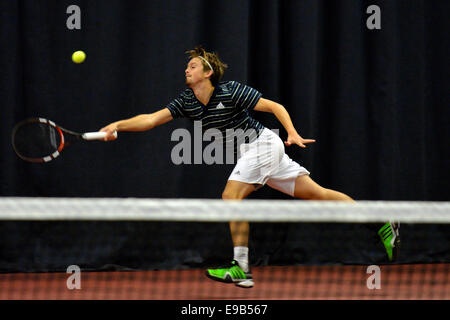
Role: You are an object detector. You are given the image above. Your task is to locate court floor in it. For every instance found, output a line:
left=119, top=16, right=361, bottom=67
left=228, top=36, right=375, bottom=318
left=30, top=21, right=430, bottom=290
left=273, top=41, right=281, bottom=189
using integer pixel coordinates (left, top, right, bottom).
left=0, top=263, right=448, bottom=300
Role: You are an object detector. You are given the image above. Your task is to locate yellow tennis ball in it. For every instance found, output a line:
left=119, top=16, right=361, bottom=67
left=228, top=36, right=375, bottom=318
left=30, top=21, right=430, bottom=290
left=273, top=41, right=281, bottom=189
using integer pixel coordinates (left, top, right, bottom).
left=72, top=50, right=86, bottom=64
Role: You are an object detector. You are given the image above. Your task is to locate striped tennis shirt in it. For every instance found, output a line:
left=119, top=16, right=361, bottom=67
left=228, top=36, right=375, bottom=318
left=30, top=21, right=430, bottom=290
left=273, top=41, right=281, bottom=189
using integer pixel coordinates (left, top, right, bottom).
left=166, top=81, right=265, bottom=153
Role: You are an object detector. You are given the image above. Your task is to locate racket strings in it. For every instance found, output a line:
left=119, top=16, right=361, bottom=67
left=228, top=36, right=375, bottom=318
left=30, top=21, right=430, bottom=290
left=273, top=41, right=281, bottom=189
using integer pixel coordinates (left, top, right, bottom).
left=13, top=122, right=63, bottom=159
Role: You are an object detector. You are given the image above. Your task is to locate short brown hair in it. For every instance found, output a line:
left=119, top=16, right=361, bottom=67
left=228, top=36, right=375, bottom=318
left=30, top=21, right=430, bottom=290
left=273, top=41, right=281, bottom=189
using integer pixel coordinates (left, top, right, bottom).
left=186, top=45, right=228, bottom=86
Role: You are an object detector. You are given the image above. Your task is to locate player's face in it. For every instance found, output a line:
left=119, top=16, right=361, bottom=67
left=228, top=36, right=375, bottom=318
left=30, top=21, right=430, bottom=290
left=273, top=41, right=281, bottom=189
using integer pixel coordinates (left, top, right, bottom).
left=185, top=58, right=210, bottom=86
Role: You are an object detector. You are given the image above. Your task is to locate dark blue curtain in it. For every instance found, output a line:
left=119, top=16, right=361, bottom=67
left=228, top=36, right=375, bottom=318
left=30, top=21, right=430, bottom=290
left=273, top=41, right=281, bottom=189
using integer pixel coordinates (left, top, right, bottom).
left=0, top=0, right=448, bottom=272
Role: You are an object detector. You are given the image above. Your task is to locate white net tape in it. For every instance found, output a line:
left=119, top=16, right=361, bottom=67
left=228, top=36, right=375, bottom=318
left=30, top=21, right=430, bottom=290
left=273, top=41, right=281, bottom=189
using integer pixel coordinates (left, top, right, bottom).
left=0, top=197, right=449, bottom=223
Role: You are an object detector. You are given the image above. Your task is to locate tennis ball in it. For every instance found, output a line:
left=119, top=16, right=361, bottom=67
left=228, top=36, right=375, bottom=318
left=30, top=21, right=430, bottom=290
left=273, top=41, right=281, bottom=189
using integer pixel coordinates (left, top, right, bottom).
left=72, top=50, right=86, bottom=64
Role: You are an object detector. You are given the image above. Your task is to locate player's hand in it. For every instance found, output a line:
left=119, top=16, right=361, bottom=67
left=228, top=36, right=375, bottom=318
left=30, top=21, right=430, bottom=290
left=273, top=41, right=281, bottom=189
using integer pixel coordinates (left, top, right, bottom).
left=99, top=123, right=119, bottom=141
left=285, top=132, right=316, bottom=148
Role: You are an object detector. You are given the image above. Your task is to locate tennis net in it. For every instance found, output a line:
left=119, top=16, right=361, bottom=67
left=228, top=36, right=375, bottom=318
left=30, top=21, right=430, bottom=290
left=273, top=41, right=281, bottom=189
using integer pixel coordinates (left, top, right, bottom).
left=0, top=198, right=448, bottom=300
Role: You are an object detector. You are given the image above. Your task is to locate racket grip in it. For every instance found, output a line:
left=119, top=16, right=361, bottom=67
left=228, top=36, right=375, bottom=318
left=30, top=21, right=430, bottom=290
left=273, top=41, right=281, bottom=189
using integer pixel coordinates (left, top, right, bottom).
left=82, top=131, right=118, bottom=140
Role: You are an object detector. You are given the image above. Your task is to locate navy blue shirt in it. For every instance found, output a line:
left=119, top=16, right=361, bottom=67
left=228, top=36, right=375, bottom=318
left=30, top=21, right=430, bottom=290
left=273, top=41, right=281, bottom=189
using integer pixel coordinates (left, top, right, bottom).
left=166, top=81, right=264, bottom=150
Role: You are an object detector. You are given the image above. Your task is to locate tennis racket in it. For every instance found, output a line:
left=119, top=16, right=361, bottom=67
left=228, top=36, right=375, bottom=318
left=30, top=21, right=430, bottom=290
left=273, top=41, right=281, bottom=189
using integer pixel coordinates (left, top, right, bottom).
left=11, top=117, right=117, bottom=163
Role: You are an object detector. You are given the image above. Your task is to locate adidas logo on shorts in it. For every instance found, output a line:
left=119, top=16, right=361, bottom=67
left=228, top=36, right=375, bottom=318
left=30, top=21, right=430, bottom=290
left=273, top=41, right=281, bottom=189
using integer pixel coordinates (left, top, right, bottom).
left=216, top=102, right=225, bottom=109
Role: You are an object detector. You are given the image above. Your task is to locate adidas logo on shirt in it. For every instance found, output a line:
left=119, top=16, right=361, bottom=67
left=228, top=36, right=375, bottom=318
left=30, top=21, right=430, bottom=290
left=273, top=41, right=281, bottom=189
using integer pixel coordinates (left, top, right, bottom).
left=216, top=102, right=225, bottom=109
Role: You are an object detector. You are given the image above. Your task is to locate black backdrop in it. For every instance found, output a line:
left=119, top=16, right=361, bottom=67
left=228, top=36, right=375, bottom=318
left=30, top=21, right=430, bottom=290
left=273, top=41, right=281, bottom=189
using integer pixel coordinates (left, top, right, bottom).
left=0, top=0, right=448, bottom=272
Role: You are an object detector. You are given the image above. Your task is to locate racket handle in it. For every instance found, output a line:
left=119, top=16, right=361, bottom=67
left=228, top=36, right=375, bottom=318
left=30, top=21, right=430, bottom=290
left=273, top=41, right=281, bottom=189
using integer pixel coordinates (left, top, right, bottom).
left=82, top=131, right=118, bottom=140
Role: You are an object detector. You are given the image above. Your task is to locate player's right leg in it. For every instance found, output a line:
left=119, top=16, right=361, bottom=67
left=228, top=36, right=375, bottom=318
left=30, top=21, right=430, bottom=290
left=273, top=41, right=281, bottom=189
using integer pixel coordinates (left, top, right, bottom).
left=292, top=175, right=400, bottom=260
left=292, top=175, right=354, bottom=201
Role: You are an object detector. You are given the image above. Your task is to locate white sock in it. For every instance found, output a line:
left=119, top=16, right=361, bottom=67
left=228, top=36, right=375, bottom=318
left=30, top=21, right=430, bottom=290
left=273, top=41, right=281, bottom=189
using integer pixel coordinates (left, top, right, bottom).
left=233, top=246, right=249, bottom=272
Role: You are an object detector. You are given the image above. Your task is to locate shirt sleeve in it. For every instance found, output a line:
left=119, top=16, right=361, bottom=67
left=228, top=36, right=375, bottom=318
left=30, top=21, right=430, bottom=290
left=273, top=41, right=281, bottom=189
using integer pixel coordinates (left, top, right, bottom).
left=165, top=96, right=186, bottom=119
left=232, top=81, right=263, bottom=111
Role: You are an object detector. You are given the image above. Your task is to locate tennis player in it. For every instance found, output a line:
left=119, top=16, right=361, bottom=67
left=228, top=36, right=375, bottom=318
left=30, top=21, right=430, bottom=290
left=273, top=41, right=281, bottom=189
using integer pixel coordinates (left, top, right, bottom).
left=100, top=46, right=400, bottom=288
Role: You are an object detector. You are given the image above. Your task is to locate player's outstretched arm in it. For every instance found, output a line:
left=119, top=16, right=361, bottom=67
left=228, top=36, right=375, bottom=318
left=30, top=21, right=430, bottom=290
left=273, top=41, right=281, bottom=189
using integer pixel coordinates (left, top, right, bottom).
left=254, top=98, right=316, bottom=148
left=100, top=108, right=173, bottom=141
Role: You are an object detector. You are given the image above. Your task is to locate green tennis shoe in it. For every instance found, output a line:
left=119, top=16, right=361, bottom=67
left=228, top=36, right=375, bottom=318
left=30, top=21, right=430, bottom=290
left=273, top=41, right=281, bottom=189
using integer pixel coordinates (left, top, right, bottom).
left=205, top=260, right=254, bottom=288
left=378, top=221, right=400, bottom=261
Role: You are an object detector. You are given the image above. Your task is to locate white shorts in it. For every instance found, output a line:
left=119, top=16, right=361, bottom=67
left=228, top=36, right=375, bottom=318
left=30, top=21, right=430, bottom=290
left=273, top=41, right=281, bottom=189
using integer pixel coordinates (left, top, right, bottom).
left=228, top=128, right=310, bottom=197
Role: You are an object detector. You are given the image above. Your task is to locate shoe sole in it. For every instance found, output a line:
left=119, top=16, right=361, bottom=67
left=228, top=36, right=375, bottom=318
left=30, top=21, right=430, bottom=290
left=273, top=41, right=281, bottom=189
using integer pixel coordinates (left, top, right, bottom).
left=391, top=234, right=400, bottom=261
left=235, top=279, right=254, bottom=288
left=390, top=223, right=401, bottom=261
left=205, top=271, right=254, bottom=288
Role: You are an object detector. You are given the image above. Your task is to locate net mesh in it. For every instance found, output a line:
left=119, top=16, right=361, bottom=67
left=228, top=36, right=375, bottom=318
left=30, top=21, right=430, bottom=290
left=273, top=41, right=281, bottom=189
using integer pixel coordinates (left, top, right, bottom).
left=0, top=197, right=448, bottom=300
